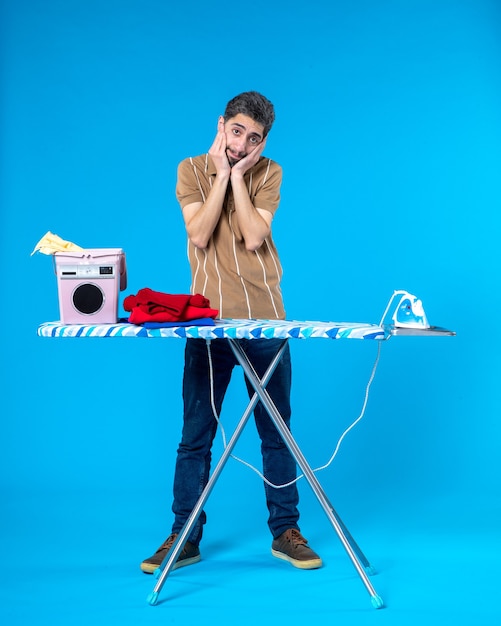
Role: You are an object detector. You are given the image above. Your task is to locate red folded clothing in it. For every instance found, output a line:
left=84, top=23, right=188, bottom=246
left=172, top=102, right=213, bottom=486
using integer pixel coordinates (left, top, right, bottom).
left=123, top=288, right=218, bottom=324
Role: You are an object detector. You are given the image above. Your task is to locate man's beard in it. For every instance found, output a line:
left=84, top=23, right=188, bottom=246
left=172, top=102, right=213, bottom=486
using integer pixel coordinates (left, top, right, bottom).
left=227, top=149, right=246, bottom=167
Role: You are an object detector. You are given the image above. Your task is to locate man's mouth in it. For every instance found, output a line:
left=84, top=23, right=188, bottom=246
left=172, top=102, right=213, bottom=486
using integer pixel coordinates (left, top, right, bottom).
left=227, top=149, right=245, bottom=162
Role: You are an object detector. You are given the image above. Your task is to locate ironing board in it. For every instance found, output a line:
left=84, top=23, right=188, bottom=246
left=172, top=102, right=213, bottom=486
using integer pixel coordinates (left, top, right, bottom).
left=37, top=319, right=386, bottom=340
left=37, top=318, right=454, bottom=609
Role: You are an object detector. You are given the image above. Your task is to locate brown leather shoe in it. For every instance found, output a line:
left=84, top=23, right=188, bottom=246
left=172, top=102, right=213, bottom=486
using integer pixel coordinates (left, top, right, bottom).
left=140, top=533, right=201, bottom=574
left=271, top=529, right=322, bottom=569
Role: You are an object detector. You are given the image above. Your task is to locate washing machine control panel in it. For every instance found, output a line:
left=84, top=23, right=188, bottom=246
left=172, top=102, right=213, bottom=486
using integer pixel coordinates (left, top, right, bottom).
left=58, top=264, right=116, bottom=279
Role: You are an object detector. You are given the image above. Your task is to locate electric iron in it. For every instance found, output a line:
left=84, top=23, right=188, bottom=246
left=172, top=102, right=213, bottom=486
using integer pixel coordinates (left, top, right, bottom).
left=379, top=290, right=430, bottom=330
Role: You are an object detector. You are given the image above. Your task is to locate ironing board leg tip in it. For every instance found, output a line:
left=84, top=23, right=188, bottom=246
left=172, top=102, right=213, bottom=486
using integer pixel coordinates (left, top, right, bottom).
left=371, top=595, right=384, bottom=609
left=147, top=592, right=159, bottom=606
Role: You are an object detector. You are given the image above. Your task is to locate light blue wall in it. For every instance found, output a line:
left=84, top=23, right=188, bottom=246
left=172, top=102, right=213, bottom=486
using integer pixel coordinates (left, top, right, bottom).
left=2, top=0, right=500, bottom=517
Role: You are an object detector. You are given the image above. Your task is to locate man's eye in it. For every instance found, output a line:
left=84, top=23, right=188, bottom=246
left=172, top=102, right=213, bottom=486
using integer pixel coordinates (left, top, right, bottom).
left=249, top=137, right=259, bottom=144
left=232, top=129, right=241, bottom=135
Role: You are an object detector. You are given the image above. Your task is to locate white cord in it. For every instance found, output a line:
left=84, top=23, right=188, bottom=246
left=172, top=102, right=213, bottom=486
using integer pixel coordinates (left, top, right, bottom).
left=206, top=339, right=383, bottom=489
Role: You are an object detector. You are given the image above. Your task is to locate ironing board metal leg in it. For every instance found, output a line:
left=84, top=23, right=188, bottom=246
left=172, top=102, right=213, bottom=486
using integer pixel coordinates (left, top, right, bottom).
left=323, top=494, right=374, bottom=573
left=228, top=339, right=383, bottom=608
left=148, top=341, right=288, bottom=605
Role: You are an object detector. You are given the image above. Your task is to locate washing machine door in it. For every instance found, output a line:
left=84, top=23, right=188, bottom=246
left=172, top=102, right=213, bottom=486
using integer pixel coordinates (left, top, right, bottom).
left=72, top=283, right=105, bottom=315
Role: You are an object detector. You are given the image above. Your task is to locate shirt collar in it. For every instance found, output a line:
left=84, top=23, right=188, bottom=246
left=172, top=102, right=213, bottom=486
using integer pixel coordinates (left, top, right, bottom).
left=206, top=153, right=265, bottom=177
left=207, top=154, right=217, bottom=177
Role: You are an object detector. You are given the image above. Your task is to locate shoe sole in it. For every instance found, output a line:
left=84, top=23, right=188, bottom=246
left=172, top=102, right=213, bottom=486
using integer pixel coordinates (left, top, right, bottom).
left=271, top=548, right=322, bottom=570
left=140, top=553, right=201, bottom=574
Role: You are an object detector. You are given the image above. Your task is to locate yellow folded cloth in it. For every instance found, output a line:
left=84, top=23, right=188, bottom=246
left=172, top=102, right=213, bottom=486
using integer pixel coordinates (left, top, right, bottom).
left=31, top=231, right=84, bottom=256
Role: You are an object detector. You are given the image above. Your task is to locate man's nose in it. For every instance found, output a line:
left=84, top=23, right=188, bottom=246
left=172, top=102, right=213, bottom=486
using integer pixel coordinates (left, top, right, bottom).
left=233, top=136, right=246, bottom=151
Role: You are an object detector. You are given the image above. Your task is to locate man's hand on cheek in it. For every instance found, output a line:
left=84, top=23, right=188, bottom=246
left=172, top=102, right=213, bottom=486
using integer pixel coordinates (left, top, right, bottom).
left=209, top=118, right=231, bottom=176
left=231, top=137, right=267, bottom=177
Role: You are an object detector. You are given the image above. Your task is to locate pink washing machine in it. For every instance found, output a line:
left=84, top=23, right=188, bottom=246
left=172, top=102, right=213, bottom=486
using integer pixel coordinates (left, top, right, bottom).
left=54, top=248, right=127, bottom=324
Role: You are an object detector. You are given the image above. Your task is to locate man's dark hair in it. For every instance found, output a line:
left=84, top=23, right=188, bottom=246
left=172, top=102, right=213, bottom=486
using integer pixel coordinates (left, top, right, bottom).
left=224, top=91, right=275, bottom=137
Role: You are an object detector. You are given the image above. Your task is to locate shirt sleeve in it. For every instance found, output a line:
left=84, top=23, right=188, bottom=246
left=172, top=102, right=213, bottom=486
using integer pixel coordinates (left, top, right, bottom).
left=176, top=158, right=205, bottom=209
left=252, top=160, right=282, bottom=216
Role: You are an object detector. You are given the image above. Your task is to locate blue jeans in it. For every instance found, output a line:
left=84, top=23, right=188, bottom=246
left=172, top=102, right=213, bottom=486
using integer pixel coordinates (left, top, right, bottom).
left=172, top=338, right=300, bottom=545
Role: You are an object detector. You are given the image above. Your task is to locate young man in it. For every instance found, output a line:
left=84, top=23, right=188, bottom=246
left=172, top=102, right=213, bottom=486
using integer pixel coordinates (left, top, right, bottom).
left=141, top=91, right=321, bottom=573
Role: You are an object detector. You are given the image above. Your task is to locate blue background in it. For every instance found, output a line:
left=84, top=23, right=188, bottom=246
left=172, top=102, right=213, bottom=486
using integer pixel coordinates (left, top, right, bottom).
left=1, top=0, right=500, bottom=624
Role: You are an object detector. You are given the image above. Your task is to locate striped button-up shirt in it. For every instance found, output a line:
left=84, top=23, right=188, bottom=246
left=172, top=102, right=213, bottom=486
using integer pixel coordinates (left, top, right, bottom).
left=176, top=153, right=286, bottom=319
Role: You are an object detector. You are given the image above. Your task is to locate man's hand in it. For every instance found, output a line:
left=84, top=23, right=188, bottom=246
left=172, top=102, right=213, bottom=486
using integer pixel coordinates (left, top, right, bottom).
left=231, top=136, right=267, bottom=178
left=208, top=118, right=231, bottom=177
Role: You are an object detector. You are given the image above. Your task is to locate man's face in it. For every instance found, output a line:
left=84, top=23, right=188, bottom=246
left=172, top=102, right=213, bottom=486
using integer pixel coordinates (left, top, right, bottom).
left=223, top=114, right=265, bottom=166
